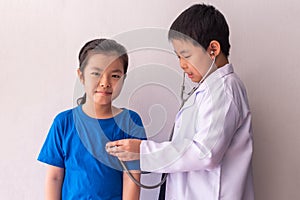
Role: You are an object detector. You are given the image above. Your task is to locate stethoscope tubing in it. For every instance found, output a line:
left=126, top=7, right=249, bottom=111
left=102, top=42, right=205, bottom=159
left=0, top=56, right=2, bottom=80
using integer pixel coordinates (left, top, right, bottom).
left=119, top=57, right=216, bottom=189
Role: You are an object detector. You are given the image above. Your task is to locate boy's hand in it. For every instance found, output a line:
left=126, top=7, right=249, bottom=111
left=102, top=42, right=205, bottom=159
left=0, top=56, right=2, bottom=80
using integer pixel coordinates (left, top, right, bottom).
left=106, top=139, right=141, bottom=161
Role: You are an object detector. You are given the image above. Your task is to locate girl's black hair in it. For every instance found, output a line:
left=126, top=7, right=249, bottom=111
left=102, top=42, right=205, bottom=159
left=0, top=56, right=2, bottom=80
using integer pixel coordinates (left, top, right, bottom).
left=77, top=38, right=128, bottom=105
left=168, top=4, right=230, bottom=57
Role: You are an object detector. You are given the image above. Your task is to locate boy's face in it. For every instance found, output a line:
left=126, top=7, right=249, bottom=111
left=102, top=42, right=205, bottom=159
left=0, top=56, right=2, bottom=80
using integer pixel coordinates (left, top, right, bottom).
left=171, top=39, right=211, bottom=83
left=78, top=53, right=125, bottom=106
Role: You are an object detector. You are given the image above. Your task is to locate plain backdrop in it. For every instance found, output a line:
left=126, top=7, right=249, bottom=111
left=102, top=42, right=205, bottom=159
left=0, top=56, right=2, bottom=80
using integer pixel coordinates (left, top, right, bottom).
left=0, top=0, right=299, bottom=199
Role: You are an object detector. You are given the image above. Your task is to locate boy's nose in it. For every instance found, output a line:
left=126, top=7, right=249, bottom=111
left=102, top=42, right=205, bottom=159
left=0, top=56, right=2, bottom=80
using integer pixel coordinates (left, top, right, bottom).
left=179, top=58, right=188, bottom=69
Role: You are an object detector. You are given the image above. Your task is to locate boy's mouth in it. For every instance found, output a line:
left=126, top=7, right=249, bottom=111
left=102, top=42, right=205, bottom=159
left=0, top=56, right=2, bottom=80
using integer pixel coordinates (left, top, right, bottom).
left=187, top=72, right=193, bottom=78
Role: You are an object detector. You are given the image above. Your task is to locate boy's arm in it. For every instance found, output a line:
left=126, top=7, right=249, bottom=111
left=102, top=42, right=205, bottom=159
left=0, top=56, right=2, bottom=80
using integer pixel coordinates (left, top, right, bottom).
left=122, top=170, right=140, bottom=200
left=45, top=165, right=64, bottom=200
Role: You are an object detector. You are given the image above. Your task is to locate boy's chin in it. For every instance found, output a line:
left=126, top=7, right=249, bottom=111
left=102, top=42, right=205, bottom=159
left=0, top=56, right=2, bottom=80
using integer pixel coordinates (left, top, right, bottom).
left=191, top=78, right=201, bottom=83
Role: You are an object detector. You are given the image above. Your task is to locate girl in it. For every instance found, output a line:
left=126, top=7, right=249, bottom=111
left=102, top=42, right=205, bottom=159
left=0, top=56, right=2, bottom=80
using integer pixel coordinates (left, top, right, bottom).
left=38, top=39, right=146, bottom=200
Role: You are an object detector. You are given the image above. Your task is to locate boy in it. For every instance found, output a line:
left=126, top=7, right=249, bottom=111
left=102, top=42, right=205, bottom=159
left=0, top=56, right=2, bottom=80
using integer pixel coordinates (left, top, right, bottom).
left=107, top=4, right=254, bottom=200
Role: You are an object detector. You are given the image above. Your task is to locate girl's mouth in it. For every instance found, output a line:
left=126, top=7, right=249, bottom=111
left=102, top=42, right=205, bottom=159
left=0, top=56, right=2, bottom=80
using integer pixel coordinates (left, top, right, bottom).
left=95, top=91, right=112, bottom=96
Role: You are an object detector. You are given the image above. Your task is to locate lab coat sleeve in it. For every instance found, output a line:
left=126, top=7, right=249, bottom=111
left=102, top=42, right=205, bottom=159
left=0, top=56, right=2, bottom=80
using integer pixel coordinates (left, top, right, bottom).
left=140, top=80, right=243, bottom=173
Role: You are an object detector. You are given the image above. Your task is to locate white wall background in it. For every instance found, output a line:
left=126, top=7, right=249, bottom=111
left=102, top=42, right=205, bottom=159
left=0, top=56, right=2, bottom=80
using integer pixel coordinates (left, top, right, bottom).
left=0, top=0, right=299, bottom=199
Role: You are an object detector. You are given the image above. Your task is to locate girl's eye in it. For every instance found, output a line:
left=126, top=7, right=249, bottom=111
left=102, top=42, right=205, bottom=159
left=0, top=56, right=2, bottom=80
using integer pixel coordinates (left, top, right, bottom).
left=184, top=55, right=191, bottom=59
left=91, top=72, right=101, bottom=76
left=112, top=74, right=121, bottom=78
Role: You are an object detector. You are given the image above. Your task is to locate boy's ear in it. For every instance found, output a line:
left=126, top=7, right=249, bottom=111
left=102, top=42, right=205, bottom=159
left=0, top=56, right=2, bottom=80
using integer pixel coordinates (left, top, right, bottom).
left=207, top=40, right=221, bottom=58
left=77, top=68, right=84, bottom=83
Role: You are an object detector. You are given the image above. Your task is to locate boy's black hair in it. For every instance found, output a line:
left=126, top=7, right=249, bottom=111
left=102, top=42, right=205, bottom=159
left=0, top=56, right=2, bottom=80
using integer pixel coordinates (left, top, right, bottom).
left=168, top=4, right=230, bottom=57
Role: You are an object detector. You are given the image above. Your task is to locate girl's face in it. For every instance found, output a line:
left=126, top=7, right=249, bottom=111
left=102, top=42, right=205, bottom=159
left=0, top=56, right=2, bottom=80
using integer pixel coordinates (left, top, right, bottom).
left=171, top=39, right=212, bottom=83
left=78, top=53, right=125, bottom=106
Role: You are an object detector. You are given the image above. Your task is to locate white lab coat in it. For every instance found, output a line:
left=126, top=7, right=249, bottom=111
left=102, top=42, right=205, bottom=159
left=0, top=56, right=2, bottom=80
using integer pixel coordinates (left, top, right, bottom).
left=140, top=64, right=254, bottom=200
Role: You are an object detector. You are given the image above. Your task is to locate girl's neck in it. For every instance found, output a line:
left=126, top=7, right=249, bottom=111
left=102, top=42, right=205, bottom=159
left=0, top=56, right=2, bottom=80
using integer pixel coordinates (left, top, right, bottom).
left=82, top=102, right=122, bottom=119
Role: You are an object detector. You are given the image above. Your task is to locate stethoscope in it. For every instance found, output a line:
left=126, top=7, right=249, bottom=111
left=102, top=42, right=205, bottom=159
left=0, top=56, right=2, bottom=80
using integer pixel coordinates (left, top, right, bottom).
left=118, top=56, right=216, bottom=189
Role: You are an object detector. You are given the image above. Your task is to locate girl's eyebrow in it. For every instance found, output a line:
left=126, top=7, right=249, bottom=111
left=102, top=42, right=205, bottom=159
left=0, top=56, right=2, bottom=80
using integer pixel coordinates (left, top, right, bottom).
left=90, top=67, right=123, bottom=73
left=91, top=67, right=103, bottom=71
left=111, top=69, right=123, bottom=73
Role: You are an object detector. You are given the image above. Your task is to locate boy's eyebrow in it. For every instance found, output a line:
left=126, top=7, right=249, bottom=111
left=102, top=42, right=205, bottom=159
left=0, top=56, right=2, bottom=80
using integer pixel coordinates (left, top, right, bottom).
left=179, top=50, right=189, bottom=54
left=174, top=50, right=189, bottom=55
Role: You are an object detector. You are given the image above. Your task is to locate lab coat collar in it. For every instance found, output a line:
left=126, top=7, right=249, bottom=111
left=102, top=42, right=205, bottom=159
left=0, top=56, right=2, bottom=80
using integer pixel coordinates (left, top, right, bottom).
left=179, top=63, right=234, bottom=111
left=217, top=63, right=234, bottom=78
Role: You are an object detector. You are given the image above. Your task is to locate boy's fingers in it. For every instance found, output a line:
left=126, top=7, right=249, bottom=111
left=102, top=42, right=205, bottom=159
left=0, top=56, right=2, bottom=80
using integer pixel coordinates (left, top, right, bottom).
left=107, top=147, right=140, bottom=161
left=106, top=145, right=122, bottom=154
left=106, top=141, right=118, bottom=147
left=106, top=140, right=123, bottom=149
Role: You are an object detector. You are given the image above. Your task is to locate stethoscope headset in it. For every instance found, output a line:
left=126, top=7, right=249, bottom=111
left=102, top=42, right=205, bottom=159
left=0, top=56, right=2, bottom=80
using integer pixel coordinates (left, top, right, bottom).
left=118, top=51, right=217, bottom=189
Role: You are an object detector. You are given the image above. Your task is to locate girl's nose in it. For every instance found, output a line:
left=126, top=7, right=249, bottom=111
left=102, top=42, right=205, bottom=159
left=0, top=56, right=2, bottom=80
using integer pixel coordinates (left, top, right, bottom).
left=99, top=83, right=110, bottom=88
left=99, top=77, right=111, bottom=88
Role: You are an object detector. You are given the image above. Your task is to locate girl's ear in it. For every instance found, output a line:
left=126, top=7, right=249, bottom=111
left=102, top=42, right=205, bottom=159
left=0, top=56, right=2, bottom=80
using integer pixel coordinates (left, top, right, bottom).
left=77, top=68, right=84, bottom=84
left=207, top=40, right=221, bottom=59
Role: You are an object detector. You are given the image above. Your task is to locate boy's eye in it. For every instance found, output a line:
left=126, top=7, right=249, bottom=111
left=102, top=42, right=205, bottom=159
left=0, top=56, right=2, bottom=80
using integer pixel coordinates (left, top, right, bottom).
left=177, top=55, right=191, bottom=59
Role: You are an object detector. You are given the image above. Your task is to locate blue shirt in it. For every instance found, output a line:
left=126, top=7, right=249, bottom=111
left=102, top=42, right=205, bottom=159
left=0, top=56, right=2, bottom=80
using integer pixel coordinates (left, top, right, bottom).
left=38, top=106, right=146, bottom=200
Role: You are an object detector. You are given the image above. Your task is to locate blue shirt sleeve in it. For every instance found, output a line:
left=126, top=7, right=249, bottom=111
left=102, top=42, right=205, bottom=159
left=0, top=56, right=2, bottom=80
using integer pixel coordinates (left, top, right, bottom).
left=37, top=116, right=65, bottom=168
left=127, top=110, right=147, bottom=140
left=123, top=110, right=147, bottom=170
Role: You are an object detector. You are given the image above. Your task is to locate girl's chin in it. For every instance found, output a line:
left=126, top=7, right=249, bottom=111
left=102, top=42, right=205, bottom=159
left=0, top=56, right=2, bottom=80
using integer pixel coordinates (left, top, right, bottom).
left=84, top=96, right=111, bottom=106
left=91, top=99, right=112, bottom=106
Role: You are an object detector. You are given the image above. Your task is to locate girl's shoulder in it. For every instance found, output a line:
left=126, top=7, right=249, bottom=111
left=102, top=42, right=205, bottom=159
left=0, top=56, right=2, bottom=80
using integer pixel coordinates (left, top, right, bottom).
left=118, top=108, right=142, bottom=120
left=52, top=107, right=77, bottom=124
